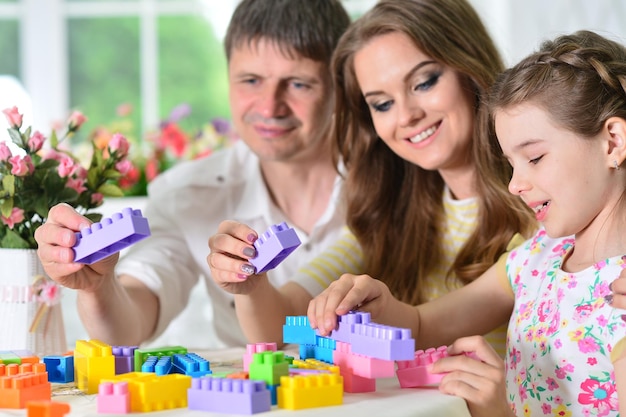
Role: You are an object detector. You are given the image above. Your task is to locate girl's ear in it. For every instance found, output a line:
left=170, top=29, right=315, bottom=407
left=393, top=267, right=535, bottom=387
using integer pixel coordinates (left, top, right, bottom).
left=605, top=117, right=626, bottom=169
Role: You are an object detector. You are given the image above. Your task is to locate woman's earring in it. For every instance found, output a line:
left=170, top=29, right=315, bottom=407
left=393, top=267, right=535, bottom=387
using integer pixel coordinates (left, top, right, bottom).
left=614, top=160, right=621, bottom=170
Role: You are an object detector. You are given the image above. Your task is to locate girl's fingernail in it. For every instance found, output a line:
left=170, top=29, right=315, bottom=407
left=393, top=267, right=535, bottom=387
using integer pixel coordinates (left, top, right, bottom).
left=609, top=281, right=614, bottom=291
left=243, top=247, right=256, bottom=257
left=621, top=314, right=626, bottom=322
left=247, top=233, right=257, bottom=243
left=241, top=264, right=255, bottom=275
left=237, top=274, right=248, bottom=280
left=604, top=294, right=614, bottom=305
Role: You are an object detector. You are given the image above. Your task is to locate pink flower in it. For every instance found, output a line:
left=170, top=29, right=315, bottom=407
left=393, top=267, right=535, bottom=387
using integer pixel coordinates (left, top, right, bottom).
left=1, top=207, right=25, bottom=229
left=115, top=159, right=133, bottom=175
left=9, top=155, right=34, bottom=176
left=90, top=193, right=104, bottom=206
left=578, top=378, right=618, bottom=413
left=42, top=148, right=64, bottom=161
left=2, top=106, right=23, bottom=128
left=67, top=111, right=87, bottom=131
left=108, top=133, right=129, bottom=158
left=578, top=336, right=600, bottom=354
left=116, top=103, right=133, bottom=117
left=71, top=165, right=88, bottom=181
left=65, top=177, right=87, bottom=194
left=57, top=156, right=75, bottom=178
left=27, top=131, right=46, bottom=152
left=0, top=141, right=12, bottom=161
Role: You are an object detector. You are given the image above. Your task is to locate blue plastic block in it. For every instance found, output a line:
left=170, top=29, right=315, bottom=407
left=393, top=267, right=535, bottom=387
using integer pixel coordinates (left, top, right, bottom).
left=133, top=346, right=187, bottom=372
left=250, top=222, right=301, bottom=273
left=268, top=383, right=278, bottom=405
left=298, top=345, right=315, bottom=360
left=73, top=207, right=151, bottom=264
left=313, top=336, right=336, bottom=363
left=43, top=355, right=74, bottom=383
left=141, top=355, right=172, bottom=376
left=283, top=316, right=317, bottom=345
left=171, top=353, right=211, bottom=377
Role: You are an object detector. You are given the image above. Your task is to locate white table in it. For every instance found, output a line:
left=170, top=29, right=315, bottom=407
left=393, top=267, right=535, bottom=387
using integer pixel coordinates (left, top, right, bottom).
left=2, top=347, right=471, bottom=417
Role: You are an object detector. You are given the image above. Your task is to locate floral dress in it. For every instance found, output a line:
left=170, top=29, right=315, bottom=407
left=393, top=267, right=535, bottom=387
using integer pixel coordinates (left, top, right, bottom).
left=505, top=229, right=626, bottom=416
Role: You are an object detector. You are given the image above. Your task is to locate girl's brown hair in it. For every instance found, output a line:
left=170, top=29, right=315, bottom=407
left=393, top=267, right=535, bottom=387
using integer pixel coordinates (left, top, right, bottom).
left=332, top=0, right=536, bottom=304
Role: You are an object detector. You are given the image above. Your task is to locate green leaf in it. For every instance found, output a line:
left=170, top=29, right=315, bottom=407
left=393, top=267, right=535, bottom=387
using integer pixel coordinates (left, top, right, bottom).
left=103, top=169, right=122, bottom=180
left=0, top=198, right=13, bottom=217
left=97, top=183, right=124, bottom=197
left=2, top=175, right=15, bottom=195
left=8, top=129, right=23, bottom=147
left=1, top=229, right=31, bottom=249
left=50, top=130, right=59, bottom=148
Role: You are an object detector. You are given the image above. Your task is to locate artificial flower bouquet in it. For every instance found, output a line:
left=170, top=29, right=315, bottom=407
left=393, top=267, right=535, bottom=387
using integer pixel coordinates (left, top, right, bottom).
left=0, top=106, right=131, bottom=249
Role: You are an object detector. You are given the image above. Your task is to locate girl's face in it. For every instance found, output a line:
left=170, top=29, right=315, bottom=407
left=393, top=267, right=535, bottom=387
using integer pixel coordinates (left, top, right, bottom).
left=353, top=32, right=476, bottom=180
left=497, top=103, right=618, bottom=239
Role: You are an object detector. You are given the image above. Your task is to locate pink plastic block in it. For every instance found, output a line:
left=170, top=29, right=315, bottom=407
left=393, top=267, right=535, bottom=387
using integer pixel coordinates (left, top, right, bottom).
left=333, top=341, right=395, bottom=379
left=97, top=381, right=130, bottom=414
left=340, top=368, right=376, bottom=393
left=243, top=343, right=277, bottom=371
left=188, top=377, right=271, bottom=414
left=396, top=346, right=449, bottom=388
left=249, top=222, right=301, bottom=273
left=73, top=207, right=151, bottom=264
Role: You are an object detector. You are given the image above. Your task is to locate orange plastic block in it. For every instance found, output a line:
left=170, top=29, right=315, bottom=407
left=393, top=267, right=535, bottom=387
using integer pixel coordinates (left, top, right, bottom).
left=26, top=400, right=71, bottom=417
left=226, top=371, right=249, bottom=379
left=0, top=372, right=51, bottom=408
left=0, top=363, right=46, bottom=377
left=277, top=373, right=343, bottom=410
left=74, top=340, right=115, bottom=394
left=102, top=372, right=191, bottom=412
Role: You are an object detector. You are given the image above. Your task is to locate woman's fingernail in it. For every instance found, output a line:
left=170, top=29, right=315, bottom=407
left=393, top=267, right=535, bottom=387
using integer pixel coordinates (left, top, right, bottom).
left=243, top=247, right=256, bottom=257
left=621, top=314, right=626, bottom=322
left=609, top=281, right=614, bottom=291
left=604, top=294, right=614, bottom=305
left=247, top=233, right=257, bottom=243
left=241, top=264, right=255, bottom=275
left=237, top=274, right=248, bottom=280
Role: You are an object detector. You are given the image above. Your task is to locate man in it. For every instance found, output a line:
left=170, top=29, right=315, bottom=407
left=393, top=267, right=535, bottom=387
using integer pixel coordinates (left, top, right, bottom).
left=35, top=0, right=350, bottom=348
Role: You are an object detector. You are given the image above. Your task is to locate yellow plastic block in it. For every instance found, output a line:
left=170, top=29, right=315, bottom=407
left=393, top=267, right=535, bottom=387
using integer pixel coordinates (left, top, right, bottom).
left=278, top=373, right=343, bottom=410
left=0, top=372, right=51, bottom=409
left=291, top=359, right=340, bottom=374
left=102, top=372, right=191, bottom=412
left=74, top=340, right=115, bottom=394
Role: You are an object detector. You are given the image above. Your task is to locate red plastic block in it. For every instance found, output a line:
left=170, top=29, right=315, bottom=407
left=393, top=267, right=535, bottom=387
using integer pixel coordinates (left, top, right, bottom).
left=0, top=372, right=51, bottom=408
left=26, top=400, right=71, bottom=417
left=250, top=222, right=301, bottom=273
left=188, top=377, right=271, bottom=414
left=97, top=381, right=130, bottom=414
left=73, top=207, right=151, bottom=264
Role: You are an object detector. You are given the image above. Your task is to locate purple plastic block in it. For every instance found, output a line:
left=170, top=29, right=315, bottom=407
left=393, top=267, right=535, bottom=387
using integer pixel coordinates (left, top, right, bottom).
left=349, top=321, right=415, bottom=361
left=249, top=222, right=301, bottom=274
left=188, top=377, right=271, bottom=414
left=112, top=346, right=137, bottom=374
left=322, top=311, right=372, bottom=343
left=73, top=207, right=151, bottom=264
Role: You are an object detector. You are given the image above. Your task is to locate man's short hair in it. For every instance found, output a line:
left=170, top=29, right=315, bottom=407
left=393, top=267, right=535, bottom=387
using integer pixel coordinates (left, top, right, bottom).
left=224, top=0, right=351, bottom=65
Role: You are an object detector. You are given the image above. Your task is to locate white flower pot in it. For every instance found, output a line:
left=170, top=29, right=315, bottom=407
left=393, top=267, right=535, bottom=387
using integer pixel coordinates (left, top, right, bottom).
left=0, top=248, right=67, bottom=356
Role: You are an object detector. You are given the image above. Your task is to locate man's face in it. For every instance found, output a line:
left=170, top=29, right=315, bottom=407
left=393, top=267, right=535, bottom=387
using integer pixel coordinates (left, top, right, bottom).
left=227, top=39, right=334, bottom=163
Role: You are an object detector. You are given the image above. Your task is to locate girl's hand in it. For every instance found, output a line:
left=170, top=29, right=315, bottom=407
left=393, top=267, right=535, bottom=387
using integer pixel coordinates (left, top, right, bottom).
left=307, top=273, right=392, bottom=336
left=432, top=336, right=514, bottom=417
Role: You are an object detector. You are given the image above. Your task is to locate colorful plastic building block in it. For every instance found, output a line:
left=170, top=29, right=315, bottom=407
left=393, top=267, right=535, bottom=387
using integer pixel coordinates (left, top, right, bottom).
left=322, top=311, right=371, bottom=343
left=249, top=222, right=301, bottom=273
left=74, top=339, right=115, bottom=394
left=188, top=377, right=272, bottom=414
left=133, top=346, right=187, bottom=373
left=43, top=355, right=74, bottom=383
left=277, top=374, right=343, bottom=410
left=72, top=207, right=151, bottom=264
left=349, top=320, right=414, bottom=361
left=97, top=381, right=130, bottom=414
left=248, top=351, right=290, bottom=386
left=1, top=362, right=46, bottom=377
left=102, top=372, right=191, bottom=412
left=333, top=341, right=395, bottom=379
left=26, top=400, right=71, bottom=417
left=0, top=372, right=51, bottom=408
left=141, top=356, right=172, bottom=376
left=0, top=351, right=21, bottom=364
left=243, top=343, right=277, bottom=371
left=283, top=316, right=317, bottom=345
left=112, top=346, right=137, bottom=374
left=171, top=353, right=211, bottom=377
left=395, top=345, right=455, bottom=388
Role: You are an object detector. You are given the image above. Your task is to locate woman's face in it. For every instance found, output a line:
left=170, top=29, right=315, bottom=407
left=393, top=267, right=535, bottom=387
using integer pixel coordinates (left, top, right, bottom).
left=354, top=31, right=476, bottom=177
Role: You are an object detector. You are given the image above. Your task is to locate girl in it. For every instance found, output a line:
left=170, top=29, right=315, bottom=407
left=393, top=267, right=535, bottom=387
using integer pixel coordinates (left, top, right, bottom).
left=207, top=0, right=535, bottom=354
left=308, top=30, right=626, bottom=416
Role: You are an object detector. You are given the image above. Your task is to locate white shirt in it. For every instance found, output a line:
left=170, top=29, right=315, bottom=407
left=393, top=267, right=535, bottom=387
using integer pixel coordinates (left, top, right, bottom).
left=116, top=141, right=345, bottom=348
